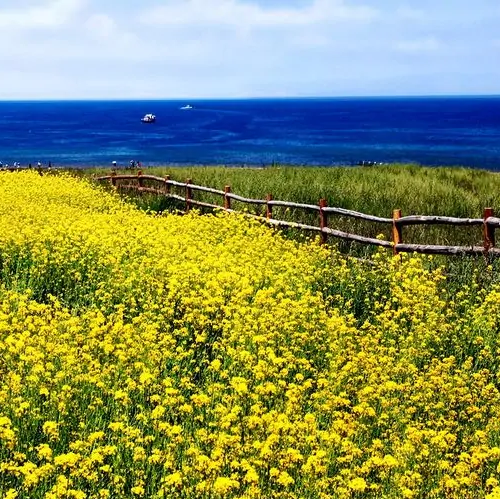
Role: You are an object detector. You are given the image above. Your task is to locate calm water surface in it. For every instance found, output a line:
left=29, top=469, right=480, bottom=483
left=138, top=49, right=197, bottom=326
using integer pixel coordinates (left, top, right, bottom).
left=0, top=97, right=499, bottom=169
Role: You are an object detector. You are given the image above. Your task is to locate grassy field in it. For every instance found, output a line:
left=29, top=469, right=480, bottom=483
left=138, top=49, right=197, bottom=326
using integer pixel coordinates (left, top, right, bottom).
left=78, top=163, right=500, bottom=217
left=3, top=171, right=500, bottom=498
left=75, top=163, right=500, bottom=259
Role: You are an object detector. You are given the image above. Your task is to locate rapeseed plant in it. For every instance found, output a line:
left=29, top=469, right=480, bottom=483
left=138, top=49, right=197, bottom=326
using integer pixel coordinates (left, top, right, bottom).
left=1, top=171, right=500, bottom=498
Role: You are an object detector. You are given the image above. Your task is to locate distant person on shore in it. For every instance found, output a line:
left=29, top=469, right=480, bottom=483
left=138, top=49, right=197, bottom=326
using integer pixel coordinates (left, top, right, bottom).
left=112, top=160, right=117, bottom=168
left=37, top=162, right=42, bottom=168
left=130, top=160, right=135, bottom=169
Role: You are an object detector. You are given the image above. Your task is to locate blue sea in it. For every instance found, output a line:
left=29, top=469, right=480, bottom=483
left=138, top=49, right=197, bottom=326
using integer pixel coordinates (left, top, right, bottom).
left=1, top=97, right=500, bottom=169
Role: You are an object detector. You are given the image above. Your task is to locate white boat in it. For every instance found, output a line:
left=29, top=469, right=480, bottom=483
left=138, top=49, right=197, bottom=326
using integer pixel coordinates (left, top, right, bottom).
left=180, top=104, right=193, bottom=110
left=141, top=113, right=156, bottom=123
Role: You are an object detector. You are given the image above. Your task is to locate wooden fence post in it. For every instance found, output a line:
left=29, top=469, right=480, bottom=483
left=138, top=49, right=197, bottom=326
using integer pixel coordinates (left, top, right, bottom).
left=319, top=199, right=328, bottom=245
left=110, top=170, right=117, bottom=187
left=483, top=207, right=495, bottom=254
left=185, top=178, right=193, bottom=212
left=224, top=185, right=231, bottom=210
left=392, top=209, right=403, bottom=256
left=164, top=175, right=171, bottom=195
left=266, top=193, right=273, bottom=220
left=137, top=170, right=143, bottom=189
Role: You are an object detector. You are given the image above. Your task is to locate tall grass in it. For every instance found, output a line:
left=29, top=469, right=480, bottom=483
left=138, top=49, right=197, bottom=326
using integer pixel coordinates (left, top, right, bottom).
left=77, top=164, right=500, bottom=250
left=77, top=163, right=499, bottom=215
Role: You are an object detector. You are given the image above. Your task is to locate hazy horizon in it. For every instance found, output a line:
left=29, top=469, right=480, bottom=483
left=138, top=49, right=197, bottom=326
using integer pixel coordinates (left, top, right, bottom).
left=2, top=94, right=500, bottom=103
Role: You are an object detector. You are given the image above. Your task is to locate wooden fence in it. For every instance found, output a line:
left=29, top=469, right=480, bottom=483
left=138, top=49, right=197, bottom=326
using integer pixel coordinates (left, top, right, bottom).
left=94, top=171, right=500, bottom=257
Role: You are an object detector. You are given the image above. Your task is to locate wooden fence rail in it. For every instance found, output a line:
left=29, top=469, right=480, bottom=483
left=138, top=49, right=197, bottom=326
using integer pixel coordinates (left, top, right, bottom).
left=95, top=172, right=499, bottom=258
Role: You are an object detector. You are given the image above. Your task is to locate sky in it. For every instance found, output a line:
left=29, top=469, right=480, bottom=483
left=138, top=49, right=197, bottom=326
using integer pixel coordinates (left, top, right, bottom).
left=1, top=0, right=499, bottom=99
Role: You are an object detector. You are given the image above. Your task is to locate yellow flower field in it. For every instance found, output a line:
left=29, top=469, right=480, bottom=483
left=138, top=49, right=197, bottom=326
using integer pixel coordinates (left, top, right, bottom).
left=1, top=171, right=500, bottom=498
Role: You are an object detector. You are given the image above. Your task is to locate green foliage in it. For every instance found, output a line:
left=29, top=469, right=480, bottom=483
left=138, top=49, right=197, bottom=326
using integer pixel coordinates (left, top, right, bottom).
left=76, top=164, right=500, bottom=249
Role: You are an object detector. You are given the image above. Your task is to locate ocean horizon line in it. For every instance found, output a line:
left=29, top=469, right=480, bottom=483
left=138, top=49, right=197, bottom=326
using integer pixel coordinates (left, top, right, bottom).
left=2, top=94, right=500, bottom=103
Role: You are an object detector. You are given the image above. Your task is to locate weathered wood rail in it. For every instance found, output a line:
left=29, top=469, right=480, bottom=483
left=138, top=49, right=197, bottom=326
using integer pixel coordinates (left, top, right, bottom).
left=94, top=171, right=498, bottom=257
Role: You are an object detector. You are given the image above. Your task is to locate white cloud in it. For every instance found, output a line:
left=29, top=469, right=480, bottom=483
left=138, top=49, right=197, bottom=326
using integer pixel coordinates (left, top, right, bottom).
left=140, top=0, right=378, bottom=29
left=84, top=14, right=117, bottom=39
left=0, top=0, right=498, bottom=99
left=82, top=13, right=142, bottom=52
left=0, top=0, right=85, bottom=30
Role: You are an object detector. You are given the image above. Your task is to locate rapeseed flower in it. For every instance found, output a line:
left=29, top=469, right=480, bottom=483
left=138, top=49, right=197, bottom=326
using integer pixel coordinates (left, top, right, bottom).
left=1, top=171, right=500, bottom=498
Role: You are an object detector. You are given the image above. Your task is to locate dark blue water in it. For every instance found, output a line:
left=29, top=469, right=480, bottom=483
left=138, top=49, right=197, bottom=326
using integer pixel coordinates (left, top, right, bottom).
left=1, top=97, right=500, bottom=169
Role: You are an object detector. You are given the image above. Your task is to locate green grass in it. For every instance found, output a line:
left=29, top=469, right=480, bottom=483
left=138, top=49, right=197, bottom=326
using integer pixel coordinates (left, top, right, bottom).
left=75, top=163, right=499, bottom=215
left=73, top=163, right=500, bottom=250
